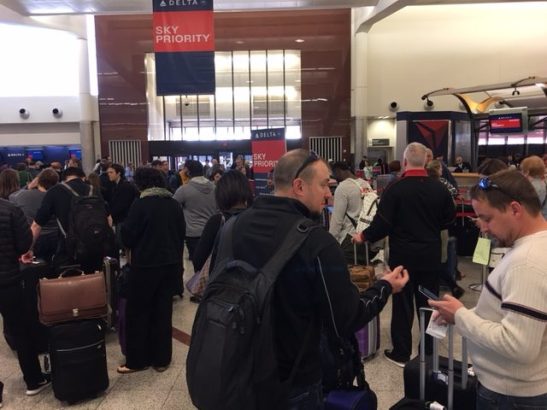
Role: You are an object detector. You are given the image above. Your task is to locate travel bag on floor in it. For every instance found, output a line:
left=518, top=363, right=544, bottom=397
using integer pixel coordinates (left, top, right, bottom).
left=391, top=308, right=476, bottom=410
left=350, top=243, right=380, bottom=360
left=49, top=319, right=109, bottom=403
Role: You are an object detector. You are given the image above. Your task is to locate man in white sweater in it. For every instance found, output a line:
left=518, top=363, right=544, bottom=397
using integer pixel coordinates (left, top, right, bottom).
left=430, top=169, right=547, bottom=408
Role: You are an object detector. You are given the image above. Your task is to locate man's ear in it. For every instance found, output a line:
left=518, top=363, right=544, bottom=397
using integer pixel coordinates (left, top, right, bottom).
left=292, top=177, right=305, bottom=197
left=509, top=201, right=522, bottom=216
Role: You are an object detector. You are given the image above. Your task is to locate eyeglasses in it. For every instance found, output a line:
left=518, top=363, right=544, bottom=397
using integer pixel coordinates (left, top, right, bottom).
left=477, top=177, right=517, bottom=201
left=294, top=151, right=319, bottom=179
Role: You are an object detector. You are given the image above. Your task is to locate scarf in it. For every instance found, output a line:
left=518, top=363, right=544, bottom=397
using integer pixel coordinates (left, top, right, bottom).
left=140, top=187, right=172, bottom=199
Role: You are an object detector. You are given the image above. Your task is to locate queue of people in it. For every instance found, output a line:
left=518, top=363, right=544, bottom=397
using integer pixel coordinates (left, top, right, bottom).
left=0, top=146, right=546, bottom=410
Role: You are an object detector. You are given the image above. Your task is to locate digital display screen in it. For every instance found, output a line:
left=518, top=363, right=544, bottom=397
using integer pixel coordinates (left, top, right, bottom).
left=26, top=150, right=44, bottom=161
left=68, top=149, right=82, bottom=160
left=489, top=113, right=523, bottom=134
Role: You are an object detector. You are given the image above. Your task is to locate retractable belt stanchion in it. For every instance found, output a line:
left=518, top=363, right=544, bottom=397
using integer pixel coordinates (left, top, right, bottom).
left=469, top=264, right=487, bottom=292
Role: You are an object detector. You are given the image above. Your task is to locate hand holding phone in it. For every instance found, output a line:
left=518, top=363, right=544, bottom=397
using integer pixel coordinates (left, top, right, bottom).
left=418, top=285, right=439, bottom=301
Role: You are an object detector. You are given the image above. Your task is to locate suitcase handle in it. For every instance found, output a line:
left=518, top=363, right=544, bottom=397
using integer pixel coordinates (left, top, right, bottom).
left=352, top=241, right=370, bottom=266
left=419, top=307, right=469, bottom=410
left=58, top=266, right=85, bottom=278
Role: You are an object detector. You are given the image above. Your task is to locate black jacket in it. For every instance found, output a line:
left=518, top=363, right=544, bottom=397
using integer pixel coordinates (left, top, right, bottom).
left=228, top=195, right=392, bottom=387
left=192, top=208, right=245, bottom=272
left=120, top=194, right=186, bottom=268
left=0, top=199, right=32, bottom=286
left=109, top=179, right=139, bottom=225
left=35, top=178, right=94, bottom=233
left=364, top=170, right=456, bottom=272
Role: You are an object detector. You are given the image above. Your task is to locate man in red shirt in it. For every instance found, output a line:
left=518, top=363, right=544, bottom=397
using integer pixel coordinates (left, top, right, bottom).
left=354, top=142, right=456, bottom=366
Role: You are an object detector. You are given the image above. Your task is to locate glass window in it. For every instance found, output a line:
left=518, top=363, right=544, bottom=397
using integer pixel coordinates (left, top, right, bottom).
left=146, top=50, right=301, bottom=141
left=250, top=51, right=268, bottom=128
left=216, top=52, right=234, bottom=134
left=233, top=51, right=251, bottom=131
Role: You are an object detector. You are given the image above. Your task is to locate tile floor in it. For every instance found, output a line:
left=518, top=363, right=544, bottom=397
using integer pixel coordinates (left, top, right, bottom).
left=0, top=256, right=482, bottom=409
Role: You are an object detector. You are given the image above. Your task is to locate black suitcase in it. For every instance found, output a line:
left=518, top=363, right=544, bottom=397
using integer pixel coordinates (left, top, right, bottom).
left=103, top=257, right=120, bottom=329
left=393, top=308, right=477, bottom=410
left=403, top=356, right=476, bottom=409
left=3, top=261, right=52, bottom=352
left=49, top=319, right=109, bottom=403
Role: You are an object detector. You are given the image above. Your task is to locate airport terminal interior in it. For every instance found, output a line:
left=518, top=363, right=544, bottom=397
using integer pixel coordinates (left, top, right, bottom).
left=1, top=0, right=547, bottom=409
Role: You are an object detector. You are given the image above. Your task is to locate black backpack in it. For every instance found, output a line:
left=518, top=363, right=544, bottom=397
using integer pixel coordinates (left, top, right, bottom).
left=59, top=182, right=113, bottom=265
left=186, top=216, right=317, bottom=410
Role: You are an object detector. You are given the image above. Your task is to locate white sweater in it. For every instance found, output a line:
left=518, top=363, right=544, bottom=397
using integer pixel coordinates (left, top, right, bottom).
left=455, top=230, right=547, bottom=397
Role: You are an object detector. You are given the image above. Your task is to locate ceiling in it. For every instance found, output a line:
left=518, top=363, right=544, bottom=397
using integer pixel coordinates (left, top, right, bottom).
left=0, top=0, right=377, bottom=15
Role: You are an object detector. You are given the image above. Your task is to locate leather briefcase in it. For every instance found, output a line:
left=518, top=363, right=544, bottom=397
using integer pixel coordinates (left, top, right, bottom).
left=38, top=269, right=108, bottom=325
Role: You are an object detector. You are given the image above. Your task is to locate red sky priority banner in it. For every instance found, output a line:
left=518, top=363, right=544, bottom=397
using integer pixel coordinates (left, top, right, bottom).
left=251, top=128, right=286, bottom=195
left=153, top=0, right=215, bottom=95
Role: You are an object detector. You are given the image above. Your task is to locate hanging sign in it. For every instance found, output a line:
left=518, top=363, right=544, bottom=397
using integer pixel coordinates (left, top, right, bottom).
left=251, top=128, right=286, bottom=196
left=152, top=0, right=215, bottom=95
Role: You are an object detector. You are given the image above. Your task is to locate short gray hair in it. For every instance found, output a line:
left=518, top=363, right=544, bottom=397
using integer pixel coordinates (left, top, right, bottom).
left=404, top=142, right=427, bottom=167
left=274, top=149, right=315, bottom=190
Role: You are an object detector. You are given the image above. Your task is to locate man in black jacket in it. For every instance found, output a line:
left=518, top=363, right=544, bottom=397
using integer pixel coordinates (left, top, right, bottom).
left=0, top=199, right=50, bottom=396
left=229, top=149, right=408, bottom=408
left=106, top=163, right=139, bottom=225
left=354, top=142, right=456, bottom=367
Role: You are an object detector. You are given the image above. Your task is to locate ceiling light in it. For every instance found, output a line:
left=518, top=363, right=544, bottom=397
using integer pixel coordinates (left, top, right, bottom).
left=235, top=40, right=244, bottom=45
left=295, top=39, right=305, bottom=43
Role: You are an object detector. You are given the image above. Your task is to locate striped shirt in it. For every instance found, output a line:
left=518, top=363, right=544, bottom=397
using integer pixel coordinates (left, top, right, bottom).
left=455, top=230, right=547, bottom=397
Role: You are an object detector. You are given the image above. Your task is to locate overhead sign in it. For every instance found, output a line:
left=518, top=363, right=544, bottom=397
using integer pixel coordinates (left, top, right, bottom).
left=251, top=128, right=286, bottom=195
left=153, top=0, right=215, bottom=95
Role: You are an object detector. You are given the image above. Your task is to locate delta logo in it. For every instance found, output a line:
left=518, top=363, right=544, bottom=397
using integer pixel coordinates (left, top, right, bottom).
left=159, top=0, right=207, bottom=6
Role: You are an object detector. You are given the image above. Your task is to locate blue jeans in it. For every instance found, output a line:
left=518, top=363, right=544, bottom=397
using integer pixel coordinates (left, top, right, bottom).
left=477, top=383, right=547, bottom=410
left=287, top=380, right=324, bottom=410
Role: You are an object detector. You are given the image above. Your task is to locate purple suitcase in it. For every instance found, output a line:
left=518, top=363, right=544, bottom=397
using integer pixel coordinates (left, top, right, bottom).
left=353, top=243, right=380, bottom=360
left=355, top=316, right=380, bottom=360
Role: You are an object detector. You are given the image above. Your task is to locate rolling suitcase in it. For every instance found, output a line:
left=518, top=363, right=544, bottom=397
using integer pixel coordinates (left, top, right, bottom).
left=351, top=243, right=380, bottom=361
left=21, top=260, right=52, bottom=352
left=392, top=308, right=476, bottom=409
left=49, top=319, right=109, bottom=403
left=3, top=260, right=52, bottom=351
left=103, top=256, right=120, bottom=329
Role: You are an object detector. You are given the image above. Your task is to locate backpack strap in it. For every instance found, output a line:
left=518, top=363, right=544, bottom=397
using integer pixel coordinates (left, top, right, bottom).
left=60, top=181, right=80, bottom=197
left=257, top=218, right=318, bottom=303
left=345, top=212, right=357, bottom=229
left=56, top=182, right=81, bottom=238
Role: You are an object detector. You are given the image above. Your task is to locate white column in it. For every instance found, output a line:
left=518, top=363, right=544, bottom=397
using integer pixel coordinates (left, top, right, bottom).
left=351, top=16, right=369, bottom=165
left=78, top=36, right=96, bottom=174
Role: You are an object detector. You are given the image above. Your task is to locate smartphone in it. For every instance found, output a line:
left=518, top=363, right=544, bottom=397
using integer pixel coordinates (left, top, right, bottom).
left=418, top=285, right=439, bottom=301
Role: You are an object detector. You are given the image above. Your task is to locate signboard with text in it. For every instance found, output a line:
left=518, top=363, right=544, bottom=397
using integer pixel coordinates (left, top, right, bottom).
left=251, top=128, right=286, bottom=196
left=153, top=0, right=215, bottom=95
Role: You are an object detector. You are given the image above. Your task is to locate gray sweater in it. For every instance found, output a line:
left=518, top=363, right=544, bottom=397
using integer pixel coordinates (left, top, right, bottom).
left=173, top=176, right=218, bottom=237
left=328, top=178, right=371, bottom=243
left=9, top=188, right=59, bottom=236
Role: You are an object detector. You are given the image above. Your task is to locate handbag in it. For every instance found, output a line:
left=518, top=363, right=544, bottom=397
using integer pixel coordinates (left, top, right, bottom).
left=186, top=253, right=212, bottom=297
left=325, top=388, right=377, bottom=410
left=38, top=268, right=108, bottom=325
